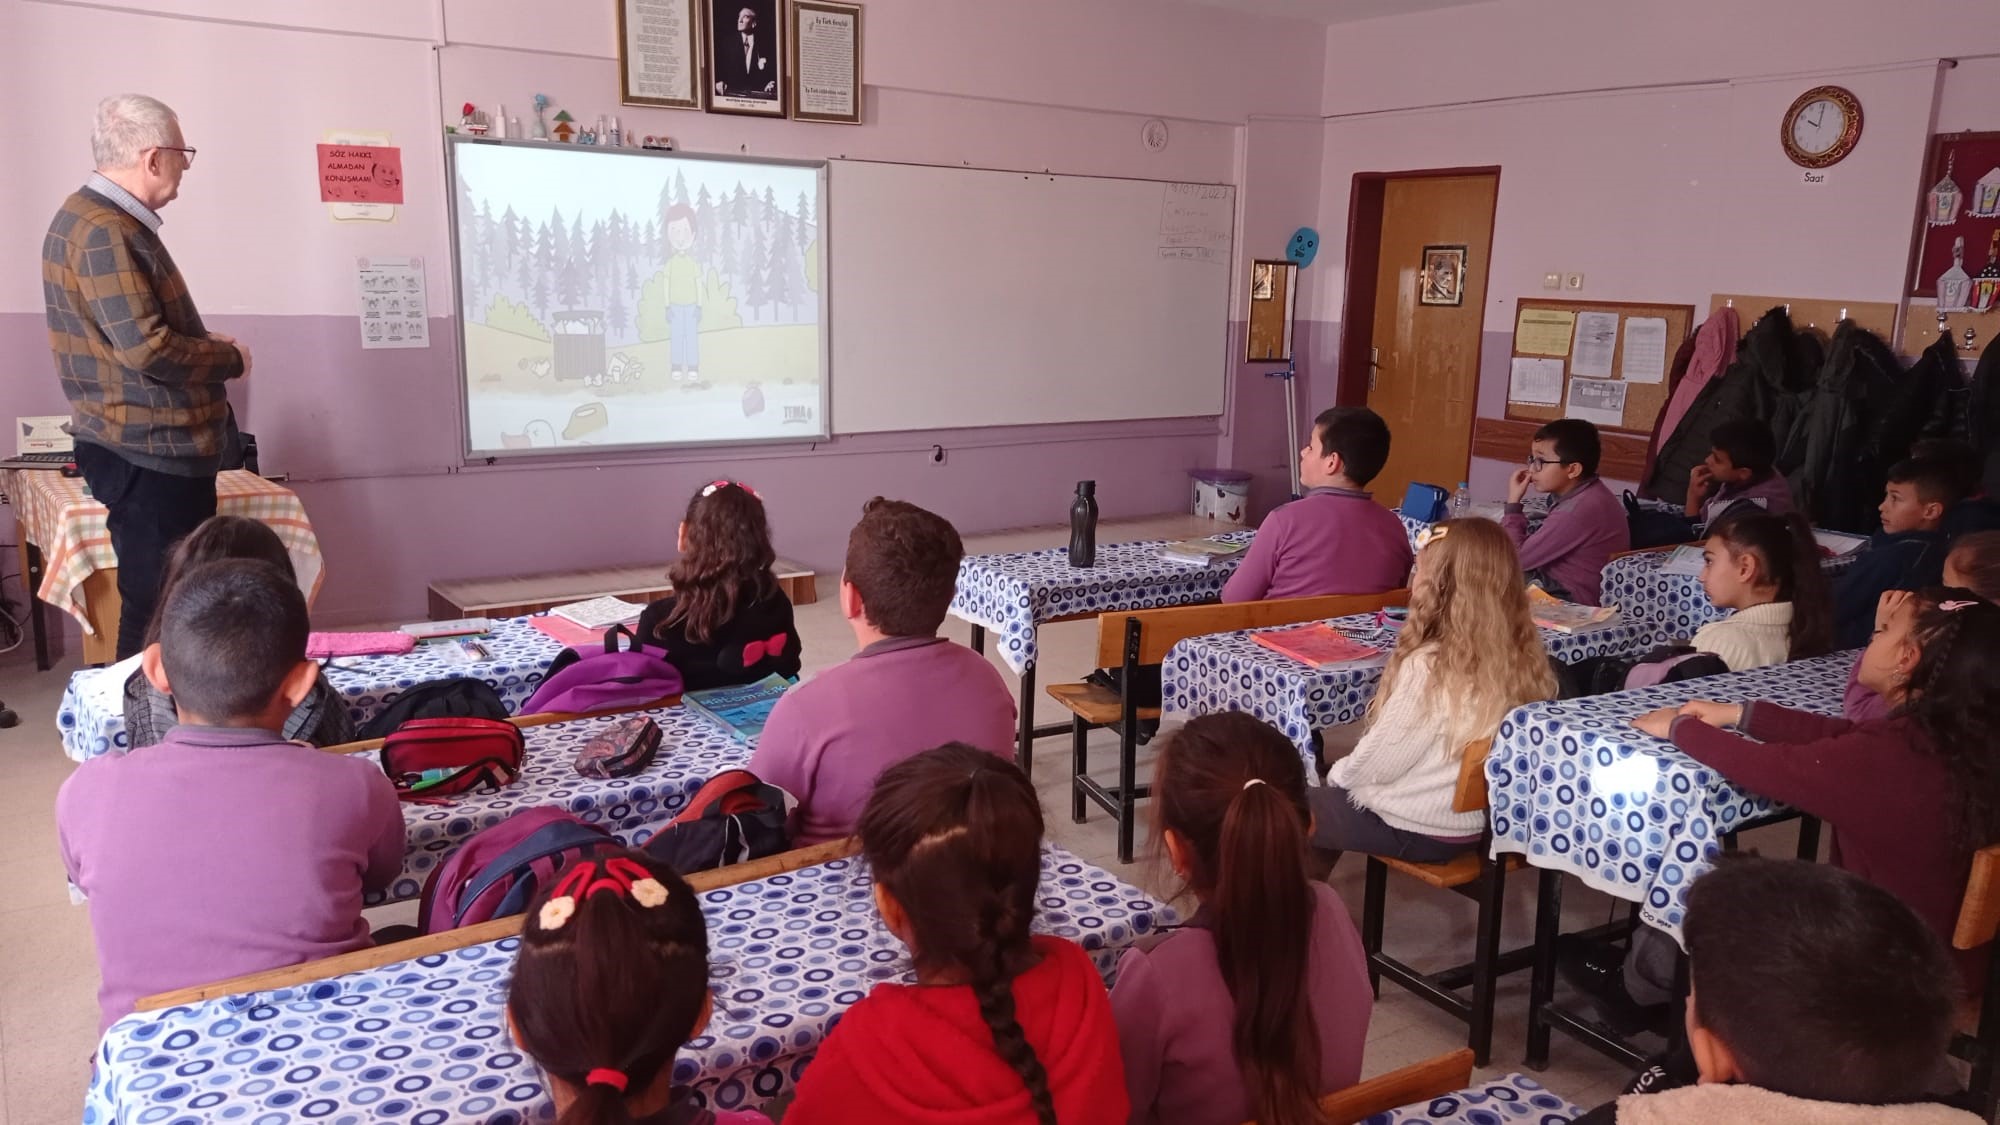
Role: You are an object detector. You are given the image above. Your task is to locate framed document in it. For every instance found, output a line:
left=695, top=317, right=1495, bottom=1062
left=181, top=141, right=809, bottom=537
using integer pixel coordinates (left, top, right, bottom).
left=789, top=0, right=862, bottom=125
left=619, top=0, right=702, bottom=110
left=705, top=0, right=788, bottom=117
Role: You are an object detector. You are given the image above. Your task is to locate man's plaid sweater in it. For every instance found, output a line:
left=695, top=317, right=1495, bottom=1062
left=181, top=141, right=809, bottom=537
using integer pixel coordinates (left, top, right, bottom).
left=42, top=187, right=243, bottom=475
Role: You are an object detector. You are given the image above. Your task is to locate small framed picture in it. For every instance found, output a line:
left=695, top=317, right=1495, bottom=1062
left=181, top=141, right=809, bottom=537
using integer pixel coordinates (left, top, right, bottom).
left=790, top=0, right=863, bottom=125
left=1419, top=244, right=1467, bottom=307
left=1251, top=262, right=1274, bottom=301
left=619, top=0, right=703, bottom=110
left=1245, top=259, right=1297, bottom=362
left=705, top=0, right=787, bottom=117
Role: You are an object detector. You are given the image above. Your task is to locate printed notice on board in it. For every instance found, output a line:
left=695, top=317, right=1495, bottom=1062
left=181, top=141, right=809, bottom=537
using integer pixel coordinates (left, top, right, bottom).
left=1508, top=357, right=1565, bottom=405
left=1566, top=376, right=1626, bottom=426
left=356, top=257, right=429, bottom=349
left=1158, top=183, right=1232, bottom=263
left=1621, top=317, right=1669, bottom=383
left=1570, top=311, right=1618, bottom=378
left=317, top=144, right=404, bottom=205
left=1516, top=308, right=1575, bottom=356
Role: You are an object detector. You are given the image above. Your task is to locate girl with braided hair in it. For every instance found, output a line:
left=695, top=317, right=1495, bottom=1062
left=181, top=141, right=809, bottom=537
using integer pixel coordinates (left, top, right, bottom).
left=785, top=744, right=1128, bottom=1125
left=1634, top=589, right=2000, bottom=992
left=508, top=849, right=772, bottom=1125
left=1112, top=712, right=1371, bottom=1125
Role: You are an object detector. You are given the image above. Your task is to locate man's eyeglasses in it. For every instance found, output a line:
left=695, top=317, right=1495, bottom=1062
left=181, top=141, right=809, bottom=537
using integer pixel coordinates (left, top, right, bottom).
left=154, top=146, right=197, bottom=167
left=1524, top=456, right=1573, bottom=471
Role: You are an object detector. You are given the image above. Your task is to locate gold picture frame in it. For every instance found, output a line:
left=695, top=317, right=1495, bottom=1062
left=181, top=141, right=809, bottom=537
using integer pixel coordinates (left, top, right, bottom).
left=618, top=0, right=703, bottom=111
left=789, top=0, right=863, bottom=125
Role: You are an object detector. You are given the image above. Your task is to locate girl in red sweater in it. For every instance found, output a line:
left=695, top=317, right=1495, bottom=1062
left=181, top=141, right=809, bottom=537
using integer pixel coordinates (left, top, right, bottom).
left=509, top=849, right=772, bottom=1125
left=1634, top=588, right=2000, bottom=988
left=784, top=744, right=1129, bottom=1125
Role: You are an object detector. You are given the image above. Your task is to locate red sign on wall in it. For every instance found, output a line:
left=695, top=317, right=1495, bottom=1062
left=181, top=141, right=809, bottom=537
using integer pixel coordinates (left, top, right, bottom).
left=316, top=144, right=404, bottom=205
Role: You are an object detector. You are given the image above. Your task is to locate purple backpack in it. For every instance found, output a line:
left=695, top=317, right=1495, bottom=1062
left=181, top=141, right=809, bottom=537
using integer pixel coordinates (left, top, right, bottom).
left=520, top=624, right=684, bottom=716
left=417, top=807, right=621, bottom=933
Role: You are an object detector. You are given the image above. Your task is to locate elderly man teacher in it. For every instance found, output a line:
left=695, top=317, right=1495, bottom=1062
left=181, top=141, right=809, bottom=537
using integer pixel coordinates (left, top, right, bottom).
left=42, top=94, right=251, bottom=660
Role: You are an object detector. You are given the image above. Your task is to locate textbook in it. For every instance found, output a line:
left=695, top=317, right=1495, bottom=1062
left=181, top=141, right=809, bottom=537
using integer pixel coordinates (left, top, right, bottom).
left=1249, top=624, right=1382, bottom=668
left=682, top=674, right=793, bottom=744
left=1658, top=544, right=1707, bottom=578
left=402, top=617, right=494, bottom=641
left=1527, top=587, right=1619, bottom=633
left=549, top=595, right=644, bottom=630
left=1812, top=529, right=1868, bottom=558
left=1159, top=537, right=1250, bottom=568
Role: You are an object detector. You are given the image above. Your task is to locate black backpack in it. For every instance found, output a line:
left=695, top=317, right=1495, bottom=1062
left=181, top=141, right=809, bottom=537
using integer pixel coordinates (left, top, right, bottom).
left=356, top=676, right=510, bottom=741
left=643, top=769, right=791, bottom=876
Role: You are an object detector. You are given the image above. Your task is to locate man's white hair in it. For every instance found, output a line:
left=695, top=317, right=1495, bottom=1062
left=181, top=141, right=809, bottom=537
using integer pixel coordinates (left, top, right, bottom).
left=92, top=94, right=179, bottom=170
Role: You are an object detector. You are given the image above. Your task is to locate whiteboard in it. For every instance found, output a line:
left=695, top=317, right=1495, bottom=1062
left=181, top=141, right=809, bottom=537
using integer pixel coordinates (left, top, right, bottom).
left=827, top=161, right=1234, bottom=434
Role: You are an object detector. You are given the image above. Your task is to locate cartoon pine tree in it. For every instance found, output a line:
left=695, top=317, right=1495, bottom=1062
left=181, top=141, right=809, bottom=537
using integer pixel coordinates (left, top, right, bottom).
left=795, top=191, right=813, bottom=251
left=744, top=225, right=772, bottom=321
left=764, top=209, right=796, bottom=320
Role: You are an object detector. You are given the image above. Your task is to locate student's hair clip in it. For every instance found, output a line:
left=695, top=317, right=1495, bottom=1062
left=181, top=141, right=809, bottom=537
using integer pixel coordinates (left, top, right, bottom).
left=1241, top=777, right=1267, bottom=791
left=535, top=858, right=670, bottom=932
left=1939, top=599, right=1980, bottom=613
left=700, top=479, right=761, bottom=499
left=1415, top=524, right=1451, bottom=550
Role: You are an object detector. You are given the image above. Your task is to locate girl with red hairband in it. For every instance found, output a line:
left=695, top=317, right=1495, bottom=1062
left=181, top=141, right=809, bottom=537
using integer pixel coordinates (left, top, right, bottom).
left=508, top=848, right=771, bottom=1125
left=633, top=479, right=802, bottom=692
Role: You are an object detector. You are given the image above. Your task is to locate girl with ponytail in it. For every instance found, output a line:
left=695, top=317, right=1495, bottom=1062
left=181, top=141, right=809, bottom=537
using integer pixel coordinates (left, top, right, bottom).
left=785, top=744, right=1128, bottom=1125
left=1113, top=712, right=1370, bottom=1125
left=508, top=849, right=771, bottom=1125
left=1690, top=508, right=1833, bottom=670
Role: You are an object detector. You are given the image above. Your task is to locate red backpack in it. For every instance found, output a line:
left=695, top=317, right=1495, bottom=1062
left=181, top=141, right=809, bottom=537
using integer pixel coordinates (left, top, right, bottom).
left=380, top=717, right=525, bottom=800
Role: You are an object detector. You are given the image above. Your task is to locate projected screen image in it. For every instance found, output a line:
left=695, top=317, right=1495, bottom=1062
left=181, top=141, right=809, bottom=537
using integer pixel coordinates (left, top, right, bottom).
left=449, top=140, right=827, bottom=455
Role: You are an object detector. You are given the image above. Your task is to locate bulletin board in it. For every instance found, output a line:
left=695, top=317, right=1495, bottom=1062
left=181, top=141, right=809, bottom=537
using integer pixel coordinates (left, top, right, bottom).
left=1503, top=298, right=1694, bottom=437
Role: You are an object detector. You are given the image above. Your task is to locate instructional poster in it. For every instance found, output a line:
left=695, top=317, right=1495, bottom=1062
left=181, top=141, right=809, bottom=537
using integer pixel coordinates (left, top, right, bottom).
left=1570, top=311, right=1618, bottom=378
left=1622, top=317, right=1668, bottom=384
left=1507, top=357, right=1564, bottom=406
left=1515, top=307, right=1575, bottom=356
left=1566, top=376, right=1626, bottom=425
left=356, top=257, right=430, bottom=350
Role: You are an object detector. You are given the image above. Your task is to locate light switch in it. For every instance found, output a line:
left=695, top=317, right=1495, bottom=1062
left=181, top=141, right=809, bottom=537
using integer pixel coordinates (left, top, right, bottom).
left=1542, top=272, right=1562, bottom=290
left=1564, top=272, right=1585, bottom=290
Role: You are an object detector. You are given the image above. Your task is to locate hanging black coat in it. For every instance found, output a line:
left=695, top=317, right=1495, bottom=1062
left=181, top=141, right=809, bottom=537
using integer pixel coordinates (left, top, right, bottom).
left=1781, top=322, right=1903, bottom=534
left=1968, top=334, right=2000, bottom=496
left=1642, top=307, right=1802, bottom=504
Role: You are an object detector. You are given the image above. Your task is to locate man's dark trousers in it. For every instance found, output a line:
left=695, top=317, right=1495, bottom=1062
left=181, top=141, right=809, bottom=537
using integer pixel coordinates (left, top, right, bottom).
left=73, top=442, right=217, bottom=660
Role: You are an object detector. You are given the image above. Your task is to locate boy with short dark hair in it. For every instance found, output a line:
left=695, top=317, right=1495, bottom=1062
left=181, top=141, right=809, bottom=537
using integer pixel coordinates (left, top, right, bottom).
left=1831, top=457, right=1958, bottom=648
left=1504, top=418, right=1630, bottom=605
left=58, top=559, right=405, bottom=1031
left=1221, top=406, right=1413, bottom=603
left=750, top=498, right=1016, bottom=844
left=1686, top=418, right=1793, bottom=526
left=1573, top=856, right=1975, bottom=1124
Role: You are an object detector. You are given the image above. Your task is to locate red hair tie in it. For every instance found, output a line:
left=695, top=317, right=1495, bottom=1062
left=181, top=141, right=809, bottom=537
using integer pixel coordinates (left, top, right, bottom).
left=585, top=1067, right=629, bottom=1092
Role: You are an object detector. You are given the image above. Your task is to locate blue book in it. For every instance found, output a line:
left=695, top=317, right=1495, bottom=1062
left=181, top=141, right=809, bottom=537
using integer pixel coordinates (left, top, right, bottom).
left=682, top=674, right=793, bottom=744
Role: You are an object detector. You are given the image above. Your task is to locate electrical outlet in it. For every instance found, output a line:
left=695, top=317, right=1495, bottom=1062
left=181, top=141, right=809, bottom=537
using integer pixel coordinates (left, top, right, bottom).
left=1542, top=272, right=1561, bottom=290
left=1564, top=272, right=1585, bottom=290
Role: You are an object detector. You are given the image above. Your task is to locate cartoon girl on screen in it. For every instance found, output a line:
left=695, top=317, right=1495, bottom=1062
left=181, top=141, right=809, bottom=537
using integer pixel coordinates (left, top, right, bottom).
left=664, top=204, right=703, bottom=390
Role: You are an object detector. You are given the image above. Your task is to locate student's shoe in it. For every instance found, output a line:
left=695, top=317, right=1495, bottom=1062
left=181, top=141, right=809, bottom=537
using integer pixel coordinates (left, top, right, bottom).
left=1556, top=936, right=1672, bottom=1038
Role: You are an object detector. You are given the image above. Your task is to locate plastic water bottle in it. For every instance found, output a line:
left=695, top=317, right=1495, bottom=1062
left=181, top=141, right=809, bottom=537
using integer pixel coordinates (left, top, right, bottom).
left=1451, top=481, right=1472, bottom=519
left=1068, top=481, right=1098, bottom=568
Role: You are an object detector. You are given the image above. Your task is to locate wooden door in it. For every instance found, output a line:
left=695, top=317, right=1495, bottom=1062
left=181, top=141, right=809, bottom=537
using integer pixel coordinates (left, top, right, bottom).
left=1363, top=174, right=1498, bottom=504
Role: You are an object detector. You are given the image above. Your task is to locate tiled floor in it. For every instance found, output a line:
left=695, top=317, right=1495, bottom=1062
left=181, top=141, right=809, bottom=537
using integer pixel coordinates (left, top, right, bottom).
left=0, top=513, right=1645, bottom=1123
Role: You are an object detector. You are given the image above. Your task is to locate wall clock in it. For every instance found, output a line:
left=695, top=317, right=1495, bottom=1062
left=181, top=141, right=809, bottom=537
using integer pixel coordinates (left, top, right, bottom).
left=1781, top=85, right=1862, bottom=169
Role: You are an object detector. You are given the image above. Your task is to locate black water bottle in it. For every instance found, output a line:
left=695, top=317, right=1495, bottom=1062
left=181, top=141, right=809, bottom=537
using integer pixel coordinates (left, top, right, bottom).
left=1068, top=480, right=1098, bottom=568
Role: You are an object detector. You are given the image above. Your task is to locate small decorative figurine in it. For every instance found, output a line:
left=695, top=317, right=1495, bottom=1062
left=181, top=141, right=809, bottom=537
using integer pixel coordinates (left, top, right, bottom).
left=531, top=93, right=550, bottom=140
left=552, top=109, right=576, bottom=143
left=460, top=102, right=489, bottom=136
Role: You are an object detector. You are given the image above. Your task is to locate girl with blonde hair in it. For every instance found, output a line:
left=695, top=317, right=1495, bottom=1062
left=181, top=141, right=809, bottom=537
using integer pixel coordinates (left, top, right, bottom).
left=1308, top=518, right=1557, bottom=865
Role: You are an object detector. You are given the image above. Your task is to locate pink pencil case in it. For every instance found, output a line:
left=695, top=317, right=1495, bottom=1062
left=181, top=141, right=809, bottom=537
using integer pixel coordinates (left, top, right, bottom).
left=307, top=631, right=418, bottom=659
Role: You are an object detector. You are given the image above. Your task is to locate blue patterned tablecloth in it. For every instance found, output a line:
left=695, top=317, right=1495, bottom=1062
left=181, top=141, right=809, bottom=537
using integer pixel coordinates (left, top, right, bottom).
left=1162, top=612, right=1660, bottom=757
left=949, top=533, right=1255, bottom=673
left=1365, top=1072, right=1582, bottom=1123
left=55, top=618, right=565, bottom=762
left=1600, top=548, right=1861, bottom=643
left=84, top=848, right=1174, bottom=1124
left=367, top=706, right=752, bottom=904
left=1487, top=652, right=1851, bottom=941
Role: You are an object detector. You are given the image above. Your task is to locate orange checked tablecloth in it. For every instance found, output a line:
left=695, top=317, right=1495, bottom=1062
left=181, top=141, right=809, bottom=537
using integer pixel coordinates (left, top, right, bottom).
left=5, top=468, right=323, bottom=635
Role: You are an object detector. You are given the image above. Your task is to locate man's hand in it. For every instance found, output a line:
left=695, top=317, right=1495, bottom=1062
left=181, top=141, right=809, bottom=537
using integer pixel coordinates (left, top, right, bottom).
left=715, top=81, right=728, bottom=95
left=1507, top=467, right=1533, bottom=505
left=1684, top=464, right=1715, bottom=516
left=762, top=80, right=777, bottom=94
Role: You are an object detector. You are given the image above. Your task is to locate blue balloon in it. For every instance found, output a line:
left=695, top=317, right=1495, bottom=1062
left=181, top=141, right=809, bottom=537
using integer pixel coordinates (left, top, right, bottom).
left=1286, top=227, right=1320, bottom=267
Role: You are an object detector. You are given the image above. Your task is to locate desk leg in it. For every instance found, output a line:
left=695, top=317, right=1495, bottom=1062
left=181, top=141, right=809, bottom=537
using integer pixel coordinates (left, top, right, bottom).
left=1795, top=815, right=1822, bottom=862
left=969, top=624, right=985, bottom=655
left=1017, top=660, right=1037, bottom=780
left=1526, top=868, right=1565, bottom=1069
left=19, top=535, right=49, bottom=672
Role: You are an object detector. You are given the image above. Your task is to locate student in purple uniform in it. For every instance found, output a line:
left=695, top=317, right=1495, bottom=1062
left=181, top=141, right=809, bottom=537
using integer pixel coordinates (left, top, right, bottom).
left=58, top=559, right=404, bottom=1031
left=1504, top=418, right=1630, bottom=605
left=509, top=849, right=773, bottom=1125
left=1222, top=407, right=1413, bottom=603
left=1112, top=712, right=1371, bottom=1125
left=1684, top=417, right=1793, bottom=527
left=748, top=498, right=1015, bottom=844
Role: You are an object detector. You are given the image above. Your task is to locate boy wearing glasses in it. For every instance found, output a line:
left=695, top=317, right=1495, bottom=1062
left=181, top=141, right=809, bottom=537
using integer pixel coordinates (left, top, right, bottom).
left=1504, top=418, right=1629, bottom=604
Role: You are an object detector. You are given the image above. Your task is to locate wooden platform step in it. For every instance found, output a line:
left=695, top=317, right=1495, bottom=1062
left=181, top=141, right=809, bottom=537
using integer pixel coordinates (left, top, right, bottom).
left=428, top=560, right=818, bottom=621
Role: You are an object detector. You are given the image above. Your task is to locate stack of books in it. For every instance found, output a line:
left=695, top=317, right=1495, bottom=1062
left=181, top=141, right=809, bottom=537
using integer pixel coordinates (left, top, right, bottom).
left=1159, top=537, right=1249, bottom=568
left=1249, top=624, right=1383, bottom=669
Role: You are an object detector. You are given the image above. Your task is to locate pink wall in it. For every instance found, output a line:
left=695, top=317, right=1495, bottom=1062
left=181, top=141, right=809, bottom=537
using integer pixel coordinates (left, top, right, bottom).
left=3, top=0, right=1327, bottom=625
left=1311, top=0, right=1994, bottom=501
